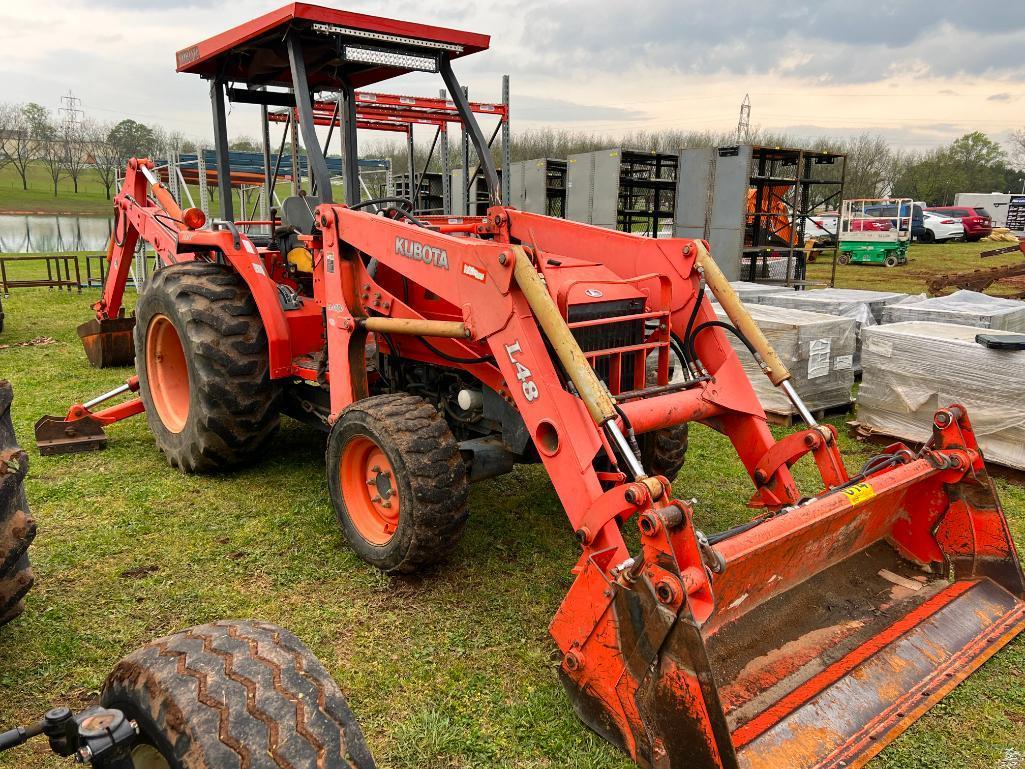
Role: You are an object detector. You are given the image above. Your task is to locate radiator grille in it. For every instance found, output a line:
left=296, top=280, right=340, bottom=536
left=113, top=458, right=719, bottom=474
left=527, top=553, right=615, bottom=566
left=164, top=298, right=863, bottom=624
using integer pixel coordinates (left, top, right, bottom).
left=568, top=298, right=646, bottom=393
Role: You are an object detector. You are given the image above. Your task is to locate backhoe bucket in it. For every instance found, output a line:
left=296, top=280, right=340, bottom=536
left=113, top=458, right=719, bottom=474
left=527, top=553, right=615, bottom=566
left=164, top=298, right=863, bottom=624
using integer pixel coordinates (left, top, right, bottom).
left=78, top=314, right=136, bottom=368
left=557, top=406, right=1025, bottom=769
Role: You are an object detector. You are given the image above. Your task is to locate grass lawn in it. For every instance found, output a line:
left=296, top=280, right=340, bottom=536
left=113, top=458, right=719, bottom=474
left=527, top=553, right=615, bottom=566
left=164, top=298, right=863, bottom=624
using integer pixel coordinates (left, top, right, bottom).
left=0, top=164, right=115, bottom=216
left=0, top=248, right=1023, bottom=768
left=808, top=239, right=1024, bottom=295
left=0, top=161, right=350, bottom=217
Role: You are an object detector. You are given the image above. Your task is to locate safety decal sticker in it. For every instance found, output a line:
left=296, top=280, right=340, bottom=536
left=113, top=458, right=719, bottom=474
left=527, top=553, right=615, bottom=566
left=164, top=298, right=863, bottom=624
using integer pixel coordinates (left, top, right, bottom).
left=462, top=263, right=486, bottom=283
left=841, top=482, right=876, bottom=506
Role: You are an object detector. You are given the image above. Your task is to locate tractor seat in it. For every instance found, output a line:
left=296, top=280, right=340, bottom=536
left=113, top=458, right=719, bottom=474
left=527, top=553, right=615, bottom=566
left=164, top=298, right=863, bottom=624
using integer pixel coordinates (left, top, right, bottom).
left=280, top=195, right=322, bottom=235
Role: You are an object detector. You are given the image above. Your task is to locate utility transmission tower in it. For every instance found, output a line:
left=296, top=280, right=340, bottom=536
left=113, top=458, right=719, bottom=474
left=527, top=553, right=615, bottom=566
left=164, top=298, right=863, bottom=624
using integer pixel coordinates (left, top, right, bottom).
left=736, top=94, right=751, bottom=144
left=59, top=90, right=84, bottom=127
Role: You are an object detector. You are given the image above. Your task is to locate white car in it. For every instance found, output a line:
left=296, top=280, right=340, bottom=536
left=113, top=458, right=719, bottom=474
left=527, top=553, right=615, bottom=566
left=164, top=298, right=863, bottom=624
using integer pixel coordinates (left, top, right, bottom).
left=921, top=210, right=964, bottom=243
left=804, top=212, right=838, bottom=243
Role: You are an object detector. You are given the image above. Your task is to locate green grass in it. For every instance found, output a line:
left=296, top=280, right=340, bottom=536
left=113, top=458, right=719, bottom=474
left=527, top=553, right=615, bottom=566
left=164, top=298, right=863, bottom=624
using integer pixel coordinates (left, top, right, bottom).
left=0, top=161, right=349, bottom=217
left=0, top=250, right=1023, bottom=768
left=0, top=164, right=116, bottom=215
left=808, top=239, right=1024, bottom=295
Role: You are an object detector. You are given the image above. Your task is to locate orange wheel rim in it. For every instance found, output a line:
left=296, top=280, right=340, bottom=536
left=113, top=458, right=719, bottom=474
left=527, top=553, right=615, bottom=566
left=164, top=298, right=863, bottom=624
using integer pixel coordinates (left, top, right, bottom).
left=339, top=436, right=400, bottom=545
left=145, top=314, right=190, bottom=434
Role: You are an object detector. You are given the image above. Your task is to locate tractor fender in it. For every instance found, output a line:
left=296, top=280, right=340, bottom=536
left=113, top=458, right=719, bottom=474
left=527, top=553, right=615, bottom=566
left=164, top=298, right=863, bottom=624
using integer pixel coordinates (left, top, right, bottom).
left=178, top=228, right=292, bottom=378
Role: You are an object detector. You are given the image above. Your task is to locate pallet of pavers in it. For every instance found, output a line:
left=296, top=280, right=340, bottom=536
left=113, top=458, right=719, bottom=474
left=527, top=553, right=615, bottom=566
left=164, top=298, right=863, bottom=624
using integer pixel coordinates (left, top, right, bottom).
left=753, top=288, right=908, bottom=371
left=857, top=322, right=1025, bottom=471
left=705, top=281, right=795, bottom=304
left=882, top=289, right=1025, bottom=332
left=714, top=303, right=856, bottom=424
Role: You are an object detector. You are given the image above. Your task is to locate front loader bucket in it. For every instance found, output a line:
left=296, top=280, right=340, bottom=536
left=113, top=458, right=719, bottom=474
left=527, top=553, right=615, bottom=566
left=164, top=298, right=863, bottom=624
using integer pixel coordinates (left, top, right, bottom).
left=557, top=407, right=1025, bottom=769
left=78, top=315, right=136, bottom=368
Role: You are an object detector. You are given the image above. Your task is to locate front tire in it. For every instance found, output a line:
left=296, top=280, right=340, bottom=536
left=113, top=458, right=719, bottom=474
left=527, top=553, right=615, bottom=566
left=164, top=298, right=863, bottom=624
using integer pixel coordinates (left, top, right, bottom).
left=838, top=252, right=851, bottom=265
left=885, top=255, right=899, bottom=268
left=0, top=381, right=34, bottom=626
left=101, top=620, right=376, bottom=769
left=639, top=356, right=688, bottom=479
left=327, top=394, right=469, bottom=574
left=920, top=229, right=936, bottom=244
left=134, top=262, right=280, bottom=473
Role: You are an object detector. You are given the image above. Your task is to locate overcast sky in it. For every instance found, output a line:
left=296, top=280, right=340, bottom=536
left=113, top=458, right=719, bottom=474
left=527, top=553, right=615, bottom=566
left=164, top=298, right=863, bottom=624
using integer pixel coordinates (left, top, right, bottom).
left=2, top=0, right=1023, bottom=152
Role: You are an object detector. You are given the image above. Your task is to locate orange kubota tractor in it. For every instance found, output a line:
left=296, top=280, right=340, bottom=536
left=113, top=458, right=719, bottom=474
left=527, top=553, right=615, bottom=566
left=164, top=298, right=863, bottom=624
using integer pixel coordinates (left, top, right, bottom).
left=35, top=5, right=1025, bottom=768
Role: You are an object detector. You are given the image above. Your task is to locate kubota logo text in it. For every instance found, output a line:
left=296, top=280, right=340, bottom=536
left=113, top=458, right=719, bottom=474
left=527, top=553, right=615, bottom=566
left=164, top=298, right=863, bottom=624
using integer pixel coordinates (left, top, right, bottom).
left=395, top=237, right=449, bottom=269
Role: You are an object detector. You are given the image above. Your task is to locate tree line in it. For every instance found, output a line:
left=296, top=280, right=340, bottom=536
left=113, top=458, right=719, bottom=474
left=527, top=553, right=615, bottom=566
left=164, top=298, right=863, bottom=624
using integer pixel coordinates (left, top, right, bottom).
left=368, top=126, right=1025, bottom=205
left=2, top=98, right=1023, bottom=206
left=0, top=103, right=194, bottom=199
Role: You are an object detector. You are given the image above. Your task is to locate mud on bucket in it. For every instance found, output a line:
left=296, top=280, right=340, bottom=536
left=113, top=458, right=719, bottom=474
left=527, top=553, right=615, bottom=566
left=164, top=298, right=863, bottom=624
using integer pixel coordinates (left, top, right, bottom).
left=78, top=314, right=136, bottom=368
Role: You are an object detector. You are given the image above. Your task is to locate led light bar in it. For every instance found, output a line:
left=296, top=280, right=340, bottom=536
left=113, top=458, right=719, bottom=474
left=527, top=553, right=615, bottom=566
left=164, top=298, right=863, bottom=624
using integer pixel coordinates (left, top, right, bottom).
left=312, top=23, right=463, bottom=53
left=343, top=45, right=438, bottom=72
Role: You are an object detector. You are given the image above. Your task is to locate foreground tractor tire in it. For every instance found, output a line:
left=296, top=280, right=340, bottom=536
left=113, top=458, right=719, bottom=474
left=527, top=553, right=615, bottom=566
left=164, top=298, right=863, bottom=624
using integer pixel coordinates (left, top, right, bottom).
left=134, top=262, right=280, bottom=472
left=327, top=393, right=469, bottom=574
left=0, top=380, right=35, bottom=627
left=102, top=620, right=376, bottom=769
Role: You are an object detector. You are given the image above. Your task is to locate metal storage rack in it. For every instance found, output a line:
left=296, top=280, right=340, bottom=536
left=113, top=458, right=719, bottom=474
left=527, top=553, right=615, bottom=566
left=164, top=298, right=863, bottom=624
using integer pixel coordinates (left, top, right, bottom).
left=508, top=158, right=567, bottom=217
left=266, top=77, right=510, bottom=216
left=390, top=172, right=445, bottom=215
left=566, top=149, right=677, bottom=237
left=450, top=168, right=503, bottom=216
left=676, top=145, right=846, bottom=284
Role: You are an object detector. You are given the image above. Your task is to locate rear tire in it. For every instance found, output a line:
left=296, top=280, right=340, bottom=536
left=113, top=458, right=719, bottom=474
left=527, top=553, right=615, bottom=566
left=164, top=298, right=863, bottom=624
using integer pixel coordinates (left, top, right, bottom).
left=885, top=255, right=899, bottom=268
left=101, top=620, right=376, bottom=769
left=327, top=393, right=469, bottom=574
left=134, top=262, right=280, bottom=473
left=838, top=252, right=851, bottom=265
left=0, top=381, right=34, bottom=627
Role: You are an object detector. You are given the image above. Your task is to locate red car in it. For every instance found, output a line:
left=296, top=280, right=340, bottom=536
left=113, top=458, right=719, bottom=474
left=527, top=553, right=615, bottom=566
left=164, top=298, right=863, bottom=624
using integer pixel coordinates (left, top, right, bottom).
left=925, top=206, right=992, bottom=241
left=848, top=217, right=892, bottom=232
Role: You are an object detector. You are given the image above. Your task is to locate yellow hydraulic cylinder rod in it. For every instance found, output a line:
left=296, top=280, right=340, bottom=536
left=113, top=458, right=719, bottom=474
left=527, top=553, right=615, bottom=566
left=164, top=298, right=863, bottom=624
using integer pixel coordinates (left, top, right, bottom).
left=694, top=241, right=791, bottom=386
left=509, top=245, right=618, bottom=426
left=693, top=242, right=819, bottom=425
left=360, top=317, right=469, bottom=338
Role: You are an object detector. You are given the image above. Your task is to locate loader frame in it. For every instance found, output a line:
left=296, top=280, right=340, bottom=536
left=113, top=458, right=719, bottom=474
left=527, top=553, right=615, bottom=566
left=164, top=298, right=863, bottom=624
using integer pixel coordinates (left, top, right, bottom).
left=42, top=6, right=1025, bottom=769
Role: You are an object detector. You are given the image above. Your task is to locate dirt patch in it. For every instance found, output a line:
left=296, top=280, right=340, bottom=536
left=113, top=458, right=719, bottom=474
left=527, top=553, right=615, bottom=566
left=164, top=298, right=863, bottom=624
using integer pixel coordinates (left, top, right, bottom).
left=121, top=565, right=159, bottom=579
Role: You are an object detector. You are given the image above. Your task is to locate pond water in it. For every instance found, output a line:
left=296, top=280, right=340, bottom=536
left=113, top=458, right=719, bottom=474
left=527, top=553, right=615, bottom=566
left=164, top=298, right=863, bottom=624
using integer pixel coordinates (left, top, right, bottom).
left=0, top=214, right=112, bottom=254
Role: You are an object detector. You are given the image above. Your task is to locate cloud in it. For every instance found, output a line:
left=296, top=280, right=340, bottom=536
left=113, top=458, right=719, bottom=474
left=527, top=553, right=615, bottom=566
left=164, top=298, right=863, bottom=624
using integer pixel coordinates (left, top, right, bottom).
left=522, top=1, right=1025, bottom=84
left=513, top=95, right=647, bottom=122
left=987, top=92, right=1014, bottom=101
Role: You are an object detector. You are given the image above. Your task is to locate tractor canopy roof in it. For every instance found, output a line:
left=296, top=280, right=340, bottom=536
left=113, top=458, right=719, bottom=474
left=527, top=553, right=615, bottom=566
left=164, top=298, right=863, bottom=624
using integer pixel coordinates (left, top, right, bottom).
left=175, top=3, right=490, bottom=89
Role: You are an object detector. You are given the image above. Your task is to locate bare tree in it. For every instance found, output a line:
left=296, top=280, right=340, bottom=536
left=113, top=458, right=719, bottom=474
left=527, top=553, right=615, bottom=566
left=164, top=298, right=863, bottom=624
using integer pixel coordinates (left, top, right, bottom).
left=0, top=104, right=36, bottom=191
left=60, top=119, right=88, bottom=193
left=87, top=120, right=124, bottom=200
left=1010, top=128, right=1025, bottom=171
left=35, top=111, right=66, bottom=197
left=0, top=103, right=16, bottom=171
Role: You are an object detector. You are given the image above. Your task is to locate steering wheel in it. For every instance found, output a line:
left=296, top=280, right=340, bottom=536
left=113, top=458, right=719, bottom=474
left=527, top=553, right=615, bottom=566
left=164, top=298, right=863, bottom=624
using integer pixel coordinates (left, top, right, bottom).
left=349, top=196, right=414, bottom=213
